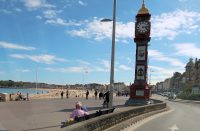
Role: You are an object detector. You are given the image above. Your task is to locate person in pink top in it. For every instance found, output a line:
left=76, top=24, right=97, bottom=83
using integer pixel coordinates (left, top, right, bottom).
left=70, top=101, right=89, bottom=119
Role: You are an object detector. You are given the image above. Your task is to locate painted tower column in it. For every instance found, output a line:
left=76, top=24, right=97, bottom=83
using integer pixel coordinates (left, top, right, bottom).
left=126, top=1, right=151, bottom=105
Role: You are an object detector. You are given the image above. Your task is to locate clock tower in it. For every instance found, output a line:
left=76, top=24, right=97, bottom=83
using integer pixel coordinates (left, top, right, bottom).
left=126, top=0, right=151, bottom=105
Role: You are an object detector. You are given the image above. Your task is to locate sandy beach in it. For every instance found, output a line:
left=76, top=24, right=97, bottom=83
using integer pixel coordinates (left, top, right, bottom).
left=29, top=89, right=97, bottom=100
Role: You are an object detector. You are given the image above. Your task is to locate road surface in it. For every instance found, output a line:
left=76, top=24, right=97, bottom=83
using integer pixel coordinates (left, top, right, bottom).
left=127, top=95, right=200, bottom=131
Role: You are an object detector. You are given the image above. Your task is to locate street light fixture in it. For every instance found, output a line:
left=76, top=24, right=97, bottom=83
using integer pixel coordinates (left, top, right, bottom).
left=101, top=0, right=116, bottom=108
left=35, top=67, right=38, bottom=90
left=100, top=18, right=113, bottom=22
left=149, top=69, right=154, bottom=85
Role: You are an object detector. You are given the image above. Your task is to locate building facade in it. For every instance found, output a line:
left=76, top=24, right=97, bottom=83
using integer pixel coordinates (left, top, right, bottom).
left=156, top=58, right=200, bottom=94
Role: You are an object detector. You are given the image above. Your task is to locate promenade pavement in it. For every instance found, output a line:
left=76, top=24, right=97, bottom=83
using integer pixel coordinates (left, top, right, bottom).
left=0, top=96, right=129, bottom=131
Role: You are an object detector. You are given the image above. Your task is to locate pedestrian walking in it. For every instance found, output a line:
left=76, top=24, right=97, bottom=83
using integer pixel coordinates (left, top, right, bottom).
left=94, top=90, right=98, bottom=100
left=26, top=93, right=29, bottom=101
left=99, top=92, right=103, bottom=100
left=66, top=90, right=69, bottom=99
left=61, top=91, right=64, bottom=99
left=103, top=91, right=109, bottom=108
left=86, top=90, right=89, bottom=99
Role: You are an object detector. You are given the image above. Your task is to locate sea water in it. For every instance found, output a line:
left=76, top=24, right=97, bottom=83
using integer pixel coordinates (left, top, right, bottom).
left=0, top=88, right=48, bottom=94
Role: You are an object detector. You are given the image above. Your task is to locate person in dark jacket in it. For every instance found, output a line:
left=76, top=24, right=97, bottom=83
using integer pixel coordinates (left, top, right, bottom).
left=94, top=90, right=98, bottom=100
left=61, top=91, right=64, bottom=99
left=99, top=92, right=103, bottom=100
left=86, top=90, right=89, bottom=99
left=103, top=91, right=109, bottom=108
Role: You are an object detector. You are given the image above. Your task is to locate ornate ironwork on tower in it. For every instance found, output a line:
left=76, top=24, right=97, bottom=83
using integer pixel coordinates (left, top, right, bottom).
left=126, top=0, right=151, bottom=105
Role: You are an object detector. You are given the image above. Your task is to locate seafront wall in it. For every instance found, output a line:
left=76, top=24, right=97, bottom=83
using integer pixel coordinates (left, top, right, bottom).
left=63, top=102, right=167, bottom=131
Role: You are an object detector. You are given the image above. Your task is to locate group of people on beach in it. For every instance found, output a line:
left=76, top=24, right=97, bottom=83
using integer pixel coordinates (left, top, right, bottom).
left=8, top=92, right=29, bottom=101
left=85, top=90, right=108, bottom=100
left=60, top=90, right=69, bottom=99
left=85, top=90, right=110, bottom=108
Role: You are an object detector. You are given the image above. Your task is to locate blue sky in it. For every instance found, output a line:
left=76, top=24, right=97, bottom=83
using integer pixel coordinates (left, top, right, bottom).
left=1, top=0, right=200, bottom=85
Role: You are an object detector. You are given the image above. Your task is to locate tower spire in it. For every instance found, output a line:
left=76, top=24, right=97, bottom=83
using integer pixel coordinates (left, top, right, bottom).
left=138, top=0, right=149, bottom=15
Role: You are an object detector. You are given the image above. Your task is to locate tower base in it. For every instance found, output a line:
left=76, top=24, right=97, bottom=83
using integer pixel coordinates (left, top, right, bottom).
left=125, top=98, right=150, bottom=106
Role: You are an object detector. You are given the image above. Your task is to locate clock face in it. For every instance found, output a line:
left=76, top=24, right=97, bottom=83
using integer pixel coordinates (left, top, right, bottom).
left=136, top=21, right=150, bottom=34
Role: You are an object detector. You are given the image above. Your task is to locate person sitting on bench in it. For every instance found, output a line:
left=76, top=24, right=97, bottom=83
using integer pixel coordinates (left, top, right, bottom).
left=70, top=101, right=89, bottom=119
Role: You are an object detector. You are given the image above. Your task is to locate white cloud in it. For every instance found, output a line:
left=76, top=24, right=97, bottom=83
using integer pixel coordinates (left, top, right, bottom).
left=24, top=0, right=55, bottom=10
left=80, top=59, right=111, bottom=73
left=100, top=59, right=110, bottom=71
left=0, top=9, right=12, bottom=14
left=45, top=18, right=81, bottom=26
left=179, top=0, right=188, bottom=2
left=174, top=43, right=200, bottom=58
left=67, top=17, right=134, bottom=41
left=0, top=61, right=14, bottom=64
left=0, top=8, right=21, bottom=14
left=94, top=67, right=108, bottom=72
left=24, top=0, right=42, bottom=8
left=45, top=65, right=107, bottom=73
left=78, top=0, right=87, bottom=6
left=77, top=60, right=91, bottom=65
left=67, top=10, right=200, bottom=41
left=127, top=57, right=132, bottom=64
left=16, top=69, right=30, bottom=73
left=42, top=10, right=62, bottom=19
left=44, top=58, right=114, bottom=73
left=121, top=40, right=129, bottom=44
left=149, top=66, right=175, bottom=77
left=36, top=15, right=42, bottom=19
left=43, top=10, right=57, bottom=19
left=44, top=59, right=133, bottom=74
left=94, top=59, right=121, bottom=72
left=14, top=8, right=22, bottom=12
left=0, top=41, right=36, bottom=50
left=118, top=65, right=132, bottom=71
left=152, top=10, right=200, bottom=40
left=10, top=54, right=67, bottom=64
left=45, top=66, right=88, bottom=73
left=149, top=65, right=184, bottom=84
left=149, top=49, right=185, bottom=67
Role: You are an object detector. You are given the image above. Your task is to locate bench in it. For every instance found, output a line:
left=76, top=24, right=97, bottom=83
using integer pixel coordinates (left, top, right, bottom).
left=61, top=107, right=115, bottom=128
